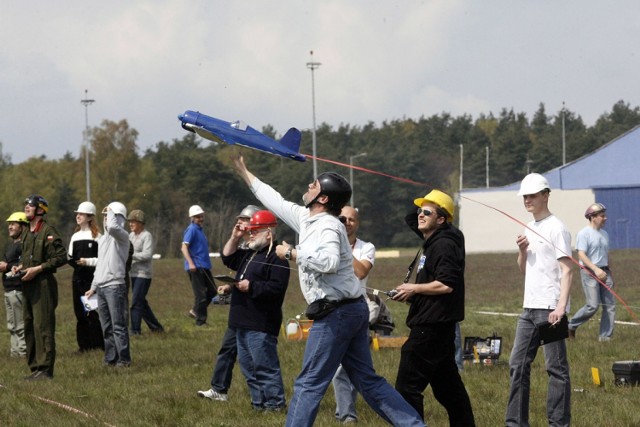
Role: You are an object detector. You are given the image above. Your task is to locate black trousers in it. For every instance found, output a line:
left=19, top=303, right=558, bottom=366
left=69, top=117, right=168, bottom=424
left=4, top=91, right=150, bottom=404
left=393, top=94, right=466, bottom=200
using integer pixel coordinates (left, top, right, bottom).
left=72, top=279, right=104, bottom=351
left=395, top=322, right=475, bottom=426
left=188, top=269, right=216, bottom=325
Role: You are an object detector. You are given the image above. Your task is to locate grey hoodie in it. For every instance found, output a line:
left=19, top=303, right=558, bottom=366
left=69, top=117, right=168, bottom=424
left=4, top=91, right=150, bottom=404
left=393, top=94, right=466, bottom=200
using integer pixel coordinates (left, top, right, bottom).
left=90, top=210, right=130, bottom=290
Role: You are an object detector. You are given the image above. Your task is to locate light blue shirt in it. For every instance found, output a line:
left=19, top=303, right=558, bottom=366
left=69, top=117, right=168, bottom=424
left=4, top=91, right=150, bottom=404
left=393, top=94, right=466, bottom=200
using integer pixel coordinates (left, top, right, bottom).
left=576, top=226, right=609, bottom=267
left=251, top=177, right=361, bottom=304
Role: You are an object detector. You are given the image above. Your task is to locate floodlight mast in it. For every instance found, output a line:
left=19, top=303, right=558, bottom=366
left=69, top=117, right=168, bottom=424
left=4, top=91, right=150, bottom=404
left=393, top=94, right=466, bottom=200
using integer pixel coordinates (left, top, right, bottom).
left=81, top=89, right=95, bottom=201
left=306, top=50, right=321, bottom=179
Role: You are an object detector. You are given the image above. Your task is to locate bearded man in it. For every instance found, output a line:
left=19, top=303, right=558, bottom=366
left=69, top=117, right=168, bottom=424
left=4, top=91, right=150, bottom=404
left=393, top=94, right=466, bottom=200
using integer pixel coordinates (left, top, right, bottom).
left=217, top=210, right=290, bottom=411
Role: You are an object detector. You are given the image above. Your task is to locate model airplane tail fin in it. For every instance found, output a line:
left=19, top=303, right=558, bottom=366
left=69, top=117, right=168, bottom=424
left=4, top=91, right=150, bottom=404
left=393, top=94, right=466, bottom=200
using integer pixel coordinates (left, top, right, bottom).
left=279, top=128, right=302, bottom=153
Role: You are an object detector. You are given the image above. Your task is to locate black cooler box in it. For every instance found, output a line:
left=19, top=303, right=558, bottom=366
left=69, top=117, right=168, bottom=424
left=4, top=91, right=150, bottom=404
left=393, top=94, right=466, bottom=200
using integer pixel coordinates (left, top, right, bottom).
left=612, top=361, right=640, bottom=386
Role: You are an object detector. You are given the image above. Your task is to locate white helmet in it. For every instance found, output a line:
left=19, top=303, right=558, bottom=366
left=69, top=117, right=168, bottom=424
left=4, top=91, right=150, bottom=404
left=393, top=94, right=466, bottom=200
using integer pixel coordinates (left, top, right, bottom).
left=74, top=201, right=97, bottom=215
left=518, top=173, right=550, bottom=196
left=104, top=201, right=127, bottom=218
left=189, top=205, right=205, bottom=217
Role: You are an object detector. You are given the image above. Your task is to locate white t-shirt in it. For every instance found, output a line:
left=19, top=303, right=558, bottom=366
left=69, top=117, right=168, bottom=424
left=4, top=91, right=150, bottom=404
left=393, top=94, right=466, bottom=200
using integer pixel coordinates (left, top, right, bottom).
left=523, top=215, right=572, bottom=310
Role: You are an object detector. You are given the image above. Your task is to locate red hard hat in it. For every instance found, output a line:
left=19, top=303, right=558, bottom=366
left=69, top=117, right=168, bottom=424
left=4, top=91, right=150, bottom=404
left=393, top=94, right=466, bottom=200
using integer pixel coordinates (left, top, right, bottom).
left=247, top=210, right=277, bottom=230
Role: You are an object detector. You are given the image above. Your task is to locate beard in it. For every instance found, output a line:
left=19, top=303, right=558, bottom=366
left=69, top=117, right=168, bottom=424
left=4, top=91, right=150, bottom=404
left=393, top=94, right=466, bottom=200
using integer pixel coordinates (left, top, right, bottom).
left=248, top=234, right=270, bottom=251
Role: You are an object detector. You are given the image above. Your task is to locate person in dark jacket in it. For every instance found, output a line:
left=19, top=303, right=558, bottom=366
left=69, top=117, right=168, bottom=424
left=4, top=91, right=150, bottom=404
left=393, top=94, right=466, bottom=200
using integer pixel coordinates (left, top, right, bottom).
left=217, top=210, right=289, bottom=411
left=1, top=212, right=29, bottom=357
left=392, top=189, right=475, bottom=426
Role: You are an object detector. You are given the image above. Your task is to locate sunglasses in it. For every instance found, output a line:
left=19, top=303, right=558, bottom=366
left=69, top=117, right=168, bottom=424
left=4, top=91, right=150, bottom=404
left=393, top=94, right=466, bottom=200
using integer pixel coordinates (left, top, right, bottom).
left=416, top=208, right=435, bottom=217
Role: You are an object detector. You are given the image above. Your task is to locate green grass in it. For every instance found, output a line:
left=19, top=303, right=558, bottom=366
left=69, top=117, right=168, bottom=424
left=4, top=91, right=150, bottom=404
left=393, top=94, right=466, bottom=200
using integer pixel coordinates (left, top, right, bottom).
left=1, top=250, right=640, bottom=426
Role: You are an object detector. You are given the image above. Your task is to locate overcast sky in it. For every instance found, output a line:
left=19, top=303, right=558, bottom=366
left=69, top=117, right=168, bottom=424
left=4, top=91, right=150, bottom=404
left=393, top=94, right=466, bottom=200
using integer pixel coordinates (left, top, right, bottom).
left=1, top=1, right=639, bottom=163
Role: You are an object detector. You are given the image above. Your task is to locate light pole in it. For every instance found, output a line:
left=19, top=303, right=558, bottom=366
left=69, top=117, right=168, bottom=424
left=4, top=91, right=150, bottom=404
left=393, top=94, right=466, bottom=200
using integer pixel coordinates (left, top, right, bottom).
left=81, top=89, right=95, bottom=201
left=561, top=101, right=566, bottom=165
left=349, top=152, right=367, bottom=207
left=306, top=50, right=321, bottom=179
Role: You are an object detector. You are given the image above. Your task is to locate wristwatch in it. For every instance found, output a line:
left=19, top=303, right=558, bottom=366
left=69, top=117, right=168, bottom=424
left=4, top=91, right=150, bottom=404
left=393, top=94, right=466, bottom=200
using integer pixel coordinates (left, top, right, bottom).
left=284, top=246, right=293, bottom=260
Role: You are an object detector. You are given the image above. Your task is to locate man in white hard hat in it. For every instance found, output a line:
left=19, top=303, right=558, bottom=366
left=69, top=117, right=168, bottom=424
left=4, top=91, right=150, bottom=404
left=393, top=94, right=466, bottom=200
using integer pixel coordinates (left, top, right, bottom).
left=506, top=173, right=573, bottom=427
left=181, top=205, right=216, bottom=326
left=85, top=202, right=132, bottom=367
left=568, top=202, right=615, bottom=342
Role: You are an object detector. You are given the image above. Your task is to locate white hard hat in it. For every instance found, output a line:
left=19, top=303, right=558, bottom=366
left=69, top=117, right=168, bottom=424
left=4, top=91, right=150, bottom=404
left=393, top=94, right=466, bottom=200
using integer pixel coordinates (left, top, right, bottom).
left=518, top=173, right=550, bottom=196
left=104, top=201, right=127, bottom=218
left=74, top=201, right=97, bottom=215
left=189, top=205, right=205, bottom=217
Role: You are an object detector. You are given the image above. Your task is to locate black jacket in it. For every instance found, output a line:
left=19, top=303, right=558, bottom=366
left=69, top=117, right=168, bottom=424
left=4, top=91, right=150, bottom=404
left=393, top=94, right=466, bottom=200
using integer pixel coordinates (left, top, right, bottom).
left=221, top=243, right=290, bottom=336
left=404, top=209, right=466, bottom=327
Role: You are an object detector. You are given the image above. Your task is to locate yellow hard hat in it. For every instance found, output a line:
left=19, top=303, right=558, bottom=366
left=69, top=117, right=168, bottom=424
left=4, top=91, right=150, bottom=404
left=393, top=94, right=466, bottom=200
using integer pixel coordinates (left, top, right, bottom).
left=414, top=189, right=455, bottom=222
left=6, top=211, right=29, bottom=224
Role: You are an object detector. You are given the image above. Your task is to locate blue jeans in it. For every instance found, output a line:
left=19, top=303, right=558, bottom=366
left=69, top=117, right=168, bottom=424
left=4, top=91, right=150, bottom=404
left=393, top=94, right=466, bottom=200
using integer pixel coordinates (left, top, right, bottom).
left=506, top=309, right=570, bottom=427
left=236, top=329, right=285, bottom=410
left=454, top=322, right=463, bottom=371
left=568, top=269, right=615, bottom=339
left=97, top=284, right=131, bottom=364
left=333, top=364, right=358, bottom=421
left=210, top=327, right=237, bottom=393
left=130, top=277, right=163, bottom=333
left=286, top=298, right=424, bottom=427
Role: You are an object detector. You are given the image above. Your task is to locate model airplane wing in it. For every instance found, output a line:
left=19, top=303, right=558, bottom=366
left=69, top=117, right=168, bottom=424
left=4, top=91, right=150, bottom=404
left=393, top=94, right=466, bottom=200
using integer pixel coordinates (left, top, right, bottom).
left=178, top=110, right=306, bottom=162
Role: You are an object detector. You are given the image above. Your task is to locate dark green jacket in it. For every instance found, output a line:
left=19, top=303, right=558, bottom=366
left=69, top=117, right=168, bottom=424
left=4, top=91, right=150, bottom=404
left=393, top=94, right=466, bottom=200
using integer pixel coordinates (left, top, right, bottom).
left=21, top=220, right=67, bottom=274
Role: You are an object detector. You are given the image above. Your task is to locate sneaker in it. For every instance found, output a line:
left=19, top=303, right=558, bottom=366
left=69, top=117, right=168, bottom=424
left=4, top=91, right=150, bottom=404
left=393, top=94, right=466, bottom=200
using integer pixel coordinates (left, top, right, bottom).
left=188, top=309, right=197, bottom=319
left=24, top=370, right=52, bottom=381
left=197, top=388, right=228, bottom=401
left=341, top=416, right=358, bottom=424
left=599, top=336, right=611, bottom=342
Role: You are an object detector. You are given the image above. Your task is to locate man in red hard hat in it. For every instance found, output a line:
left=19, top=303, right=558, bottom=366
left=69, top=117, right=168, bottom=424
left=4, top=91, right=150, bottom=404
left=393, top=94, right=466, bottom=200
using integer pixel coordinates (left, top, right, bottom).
left=216, top=209, right=290, bottom=411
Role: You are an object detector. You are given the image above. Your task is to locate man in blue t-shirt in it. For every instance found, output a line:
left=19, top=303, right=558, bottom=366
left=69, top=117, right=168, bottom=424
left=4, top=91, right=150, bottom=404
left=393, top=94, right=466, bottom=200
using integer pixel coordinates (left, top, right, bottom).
left=181, top=205, right=216, bottom=326
left=568, top=202, right=615, bottom=341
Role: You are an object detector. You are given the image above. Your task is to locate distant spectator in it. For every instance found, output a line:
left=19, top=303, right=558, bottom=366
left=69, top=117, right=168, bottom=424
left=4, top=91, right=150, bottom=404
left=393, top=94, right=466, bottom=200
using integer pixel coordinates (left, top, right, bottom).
left=1, top=212, right=29, bottom=357
left=128, top=209, right=164, bottom=335
left=568, top=202, right=615, bottom=342
left=68, top=201, right=104, bottom=352
left=85, top=202, right=132, bottom=367
left=181, top=205, right=216, bottom=326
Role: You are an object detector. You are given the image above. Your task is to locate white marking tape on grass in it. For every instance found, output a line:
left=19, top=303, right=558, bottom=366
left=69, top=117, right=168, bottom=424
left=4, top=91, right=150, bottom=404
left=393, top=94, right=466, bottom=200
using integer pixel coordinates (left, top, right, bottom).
left=475, top=311, right=520, bottom=317
left=475, top=311, right=639, bottom=326
left=0, top=384, right=115, bottom=427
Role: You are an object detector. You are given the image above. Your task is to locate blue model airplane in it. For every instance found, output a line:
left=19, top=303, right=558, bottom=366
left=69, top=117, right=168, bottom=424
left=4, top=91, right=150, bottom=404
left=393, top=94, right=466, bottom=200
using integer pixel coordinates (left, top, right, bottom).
left=178, top=110, right=306, bottom=162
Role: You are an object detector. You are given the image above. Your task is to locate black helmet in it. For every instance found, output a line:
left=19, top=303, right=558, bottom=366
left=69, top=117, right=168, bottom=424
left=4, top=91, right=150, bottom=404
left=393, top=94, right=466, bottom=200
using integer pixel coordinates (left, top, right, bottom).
left=317, top=172, right=352, bottom=211
left=24, top=194, right=49, bottom=214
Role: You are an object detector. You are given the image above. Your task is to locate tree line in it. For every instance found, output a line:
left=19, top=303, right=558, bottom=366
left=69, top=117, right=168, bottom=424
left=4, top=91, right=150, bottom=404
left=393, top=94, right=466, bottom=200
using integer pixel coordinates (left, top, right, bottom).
left=0, top=100, right=638, bottom=255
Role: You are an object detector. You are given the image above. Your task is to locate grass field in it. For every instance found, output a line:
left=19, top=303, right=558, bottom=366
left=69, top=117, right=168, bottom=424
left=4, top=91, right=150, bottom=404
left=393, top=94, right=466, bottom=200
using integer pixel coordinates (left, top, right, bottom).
left=1, top=249, right=639, bottom=426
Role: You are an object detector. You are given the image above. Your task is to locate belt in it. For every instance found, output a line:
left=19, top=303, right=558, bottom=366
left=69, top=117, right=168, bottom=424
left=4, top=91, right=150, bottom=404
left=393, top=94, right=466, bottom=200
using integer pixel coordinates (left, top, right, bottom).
left=332, top=296, right=364, bottom=307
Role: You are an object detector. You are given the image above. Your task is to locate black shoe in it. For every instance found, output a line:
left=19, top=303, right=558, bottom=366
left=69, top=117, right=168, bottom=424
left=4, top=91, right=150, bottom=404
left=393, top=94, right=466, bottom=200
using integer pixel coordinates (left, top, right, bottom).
left=24, top=370, right=52, bottom=381
left=568, top=328, right=576, bottom=339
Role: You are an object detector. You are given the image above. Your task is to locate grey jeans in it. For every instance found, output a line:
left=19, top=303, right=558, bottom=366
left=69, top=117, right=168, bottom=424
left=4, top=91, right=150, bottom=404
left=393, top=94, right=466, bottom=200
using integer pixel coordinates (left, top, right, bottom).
left=506, top=308, right=571, bottom=427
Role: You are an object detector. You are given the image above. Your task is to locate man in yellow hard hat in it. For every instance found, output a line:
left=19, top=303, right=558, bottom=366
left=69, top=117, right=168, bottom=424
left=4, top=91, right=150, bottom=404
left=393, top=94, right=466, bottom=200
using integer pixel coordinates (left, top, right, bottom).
left=392, top=189, right=475, bottom=425
left=1, top=212, right=29, bottom=357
